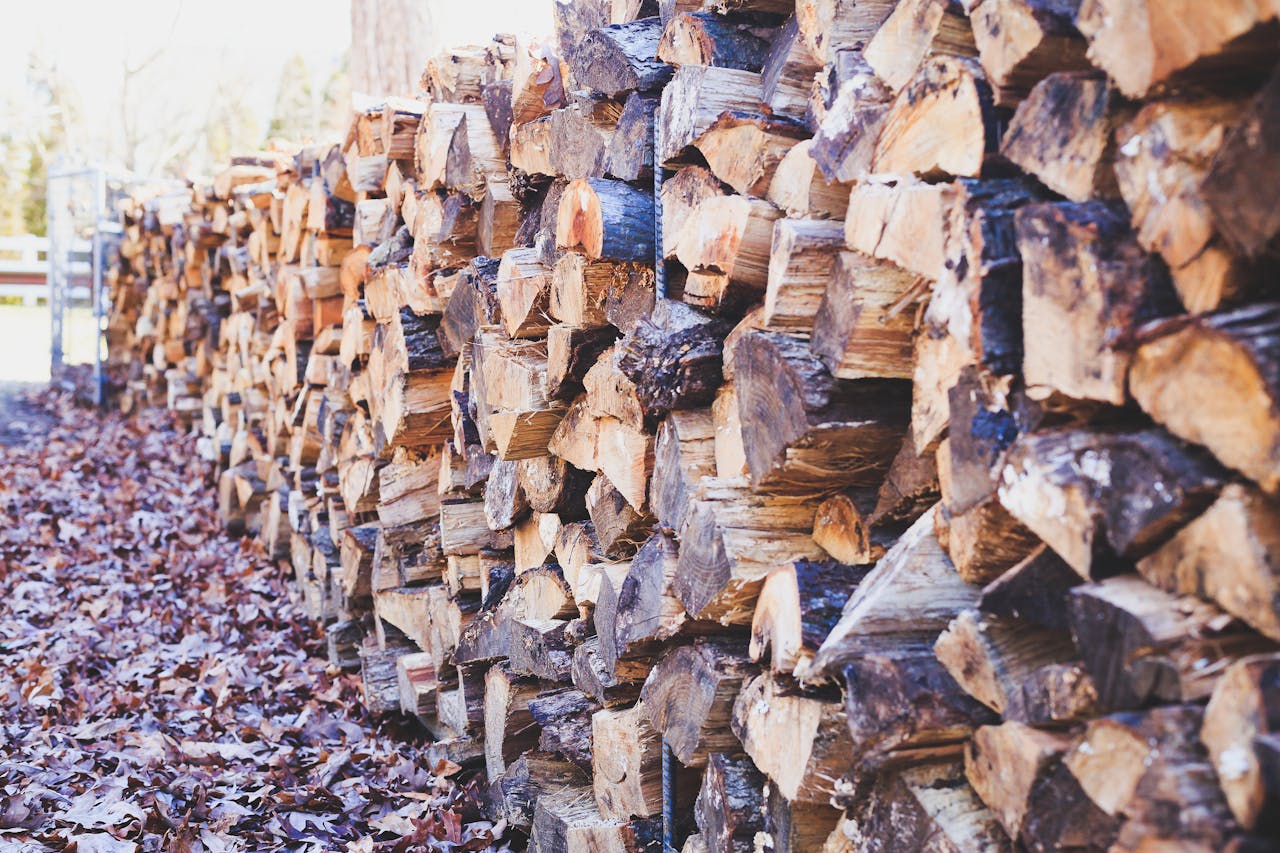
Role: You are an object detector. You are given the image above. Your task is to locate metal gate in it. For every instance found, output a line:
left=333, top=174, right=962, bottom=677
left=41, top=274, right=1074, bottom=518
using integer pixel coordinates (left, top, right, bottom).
left=45, top=165, right=125, bottom=406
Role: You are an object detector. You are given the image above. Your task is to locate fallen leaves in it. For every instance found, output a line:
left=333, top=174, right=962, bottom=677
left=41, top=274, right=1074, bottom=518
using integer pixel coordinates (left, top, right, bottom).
left=0, top=391, right=509, bottom=852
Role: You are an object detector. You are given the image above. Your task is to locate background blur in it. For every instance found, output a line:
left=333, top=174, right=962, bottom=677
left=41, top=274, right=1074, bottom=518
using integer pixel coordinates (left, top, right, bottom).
left=0, top=0, right=553, bottom=381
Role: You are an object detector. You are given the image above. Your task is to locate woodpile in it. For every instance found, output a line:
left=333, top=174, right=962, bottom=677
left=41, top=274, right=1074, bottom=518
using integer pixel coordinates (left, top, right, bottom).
left=108, top=2, right=1280, bottom=851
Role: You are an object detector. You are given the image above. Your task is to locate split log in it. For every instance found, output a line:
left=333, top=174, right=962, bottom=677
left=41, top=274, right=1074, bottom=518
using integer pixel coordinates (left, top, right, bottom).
left=518, top=453, right=594, bottom=516
left=674, top=478, right=821, bottom=624
left=531, top=788, right=656, bottom=853
left=586, top=472, right=653, bottom=558
left=934, top=609, right=1086, bottom=720
left=514, top=512, right=563, bottom=571
left=496, top=751, right=589, bottom=828
left=941, top=497, right=1042, bottom=585
left=978, top=544, right=1082, bottom=631
left=510, top=116, right=556, bottom=176
left=1074, top=0, right=1280, bottom=98
left=556, top=177, right=656, bottom=263
left=675, top=195, right=783, bottom=312
left=863, top=0, right=977, bottom=94
left=810, top=56, right=893, bottom=184
left=870, top=437, right=941, bottom=528
left=794, top=0, right=898, bottom=65
left=845, top=760, right=1014, bottom=853
left=650, top=409, right=716, bottom=533
left=660, top=165, right=725, bottom=262
left=529, top=688, right=598, bottom=770
left=750, top=558, right=871, bottom=678
left=694, top=753, right=766, bottom=853
left=997, top=427, right=1227, bottom=580
left=765, top=139, right=849, bottom=220
left=1201, top=653, right=1280, bottom=832
left=572, top=18, right=673, bottom=98
left=605, top=92, right=658, bottom=182
left=733, top=329, right=910, bottom=494
left=639, top=639, right=756, bottom=766
left=844, top=177, right=954, bottom=280
left=615, top=299, right=730, bottom=420
left=600, top=532, right=689, bottom=670
left=573, top=635, right=648, bottom=708
left=873, top=57, right=998, bottom=180
left=549, top=99, right=619, bottom=180
left=732, top=673, right=853, bottom=802
left=484, top=664, right=542, bottom=780
left=396, top=652, right=440, bottom=719
left=479, top=179, right=521, bottom=258
left=1204, top=66, right=1280, bottom=258
left=762, top=219, right=844, bottom=334
left=760, top=13, right=821, bottom=122
left=811, top=510, right=977, bottom=678
left=1015, top=201, right=1180, bottom=404
left=970, top=0, right=1090, bottom=102
left=810, top=252, right=918, bottom=381
left=811, top=489, right=894, bottom=566
left=1129, top=303, right=1280, bottom=495
left=656, top=65, right=766, bottom=166
left=689, top=112, right=809, bottom=198
left=1068, top=575, right=1277, bottom=710
left=1137, top=484, right=1280, bottom=641
left=592, top=701, right=664, bottom=820
left=1115, top=97, right=1256, bottom=314
left=510, top=617, right=573, bottom=681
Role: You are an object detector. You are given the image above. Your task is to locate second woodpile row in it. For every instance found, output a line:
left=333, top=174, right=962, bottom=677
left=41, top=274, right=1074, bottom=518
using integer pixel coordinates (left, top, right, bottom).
left=107, top=0, right=1280, bottom=850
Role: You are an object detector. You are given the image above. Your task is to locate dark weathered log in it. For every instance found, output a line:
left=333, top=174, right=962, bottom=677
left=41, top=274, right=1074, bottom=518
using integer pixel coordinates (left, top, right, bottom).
left=1068, top=575, right=1277, bottom=710
left=600, top=532, right=689, bottom=672
left=694, top=753, right=766, bottom=853
left=550, top=99, right=619, bottom=180
left=657, top=12, right=773, bottom=70
left=640, top=639, right=756, bottom=766
left=734, top=329, right=910, bottom=494
left=1205, top=66, right=1280, bottom=259
left=528, top=687, right=598, bottom=771
left=978, top=544, right=1082, bottom=631
left=615, top=299, right=730, bottom=421
left=605, top=93, right=658, bottom=181
left=1130, top=304, right=1280, bottom=495
left=810, top=55, right=893, bottom=183
left=556, top=177, right=656, bottom=263
left=485, top=458, right=530, bottom=532
left=571, top=17, right=674, bottom=97
left=997, top=427, right=1227, bottom=580
left=573, top=636, right=649, bottom=708
left=497, top=752, right=589, bottom=829
left=870, top=437, right=941, bottom=528
left=510, top=617, right=574, bottom=681
left=750, top=558, right=870, bottom=679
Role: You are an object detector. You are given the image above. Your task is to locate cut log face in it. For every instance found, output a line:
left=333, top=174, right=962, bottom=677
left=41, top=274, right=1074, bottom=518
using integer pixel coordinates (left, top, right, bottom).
left=731, top=673, right=853, bottom=803
left=1074, top=0, right=1280, bottom=99
left=1068, top=575, right=1278, bottom=710
left=873, top=57, right=997, bottom=180
left=970, top=0, right=1091, bottom=103
left=1137, top=484, right=1280, bottom=641
left=996, top=427, right=1227, bottom=580
left=863, top=0, right=977, bottom=94
left=844, top=177, right=954, bottom=281
left=763, top=219, right=845, bottom=334
left=1114, top=97, right=1254, bottom=314
left=1201, top=653, right=1280, bottom=832
left=660, top=165, right=726, bottom=261
left=1129, top=304, right=1280, bottom=496
left=657, top=11, right=774, bottom=70
left=657, top=65, right=767, bottom=166
left=639, top=639, right=756, bottom=766
left=556, top=177, right=656, bottom=263
left=691, top=112, right=809, bottom=198
left=750, top=558, right=870, bottom=679
left=592, top=701, right=664, bottom=821
left=650, top=409, right=717, bottom=533
left=675, top=195, right=782, bottom=312
left=811, top=252, right=919, bottom=381
left=571, top=17, right=674, bottom=97
left=733, top=329, right=910, bottom=494
left=1016, top=201, right=1180, bottom=405
left=766, top=139, right=850, bottom=220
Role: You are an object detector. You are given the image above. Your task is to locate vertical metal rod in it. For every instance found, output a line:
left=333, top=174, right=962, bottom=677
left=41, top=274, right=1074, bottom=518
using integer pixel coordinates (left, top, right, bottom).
left=662, top=739, right=677, bottom=851
left=47, top=172, right=62, bottom=379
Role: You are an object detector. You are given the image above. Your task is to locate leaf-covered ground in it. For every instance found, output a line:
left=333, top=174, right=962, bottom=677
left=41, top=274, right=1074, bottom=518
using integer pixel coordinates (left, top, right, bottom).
left=0, top=391, right=508, bottom=852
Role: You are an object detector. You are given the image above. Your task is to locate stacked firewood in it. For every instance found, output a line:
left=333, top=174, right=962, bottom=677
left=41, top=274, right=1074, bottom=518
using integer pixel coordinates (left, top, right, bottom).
left=108, top=1, right=1280, bottom=850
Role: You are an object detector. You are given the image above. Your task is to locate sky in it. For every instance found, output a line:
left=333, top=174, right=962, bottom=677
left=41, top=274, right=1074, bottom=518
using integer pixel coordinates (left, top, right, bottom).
left=0, top=0, right=554, bottom=176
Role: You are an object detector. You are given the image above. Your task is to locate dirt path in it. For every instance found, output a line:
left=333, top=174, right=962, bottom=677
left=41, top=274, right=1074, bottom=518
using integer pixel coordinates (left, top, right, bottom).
left=0, top=393, right=505, bottom=852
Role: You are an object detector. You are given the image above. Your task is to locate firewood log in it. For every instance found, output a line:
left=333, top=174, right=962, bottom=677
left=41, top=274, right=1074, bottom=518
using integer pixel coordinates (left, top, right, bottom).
left=1016, top=201, right=1180, bottom=404
left=870, top=436, right=941, bottom=527
left=795, top=0, right=897, bottom=65
left=657, top=65, right=767, bottom=167
left=602, top=532, right=692, bottom=671
left=811, top=509, right=977, bottom=678
left=650, top=409, right=716, bottom=533
left=497, top=248, right=554, bottom=339
left=765, top=140, right=849, bottom=220
left=1074, top=0, right=1280, bottom=98
left=495, top=751, right=589, bottom=828
left=640, top=639, right=756, bottom=765
left=510, top=116, right=556, bottom=177
left=518, top=453, right=593, bottom=517
left=574, top=635, right=648, bottom=708
left=844, top=177, right=953, bottom=280
left=661, top=165, right=726, bottom=260
left=592, top=701, right=669, bottom=820
left=762, top=219, right=844, bottom=334
left=424, top=45, right=489, bottom=103
left=484, top=664, right=542, bottom=780
left=970, top=0, right=1090, bottom=103
left=758, top=14, right=820, bottom=122
left=514, top=512, right=563, bottom=570
left=479, top=178, right=520, bottom=258
left=811, top=488, right=896, bottom=566
left=694, top=753, right=766, bottom=853
left=810, top=252, right=918, bottom=381
left=556, top=177, right=656, bottom=262
left=605, top=92, right=658, bottom=181
left=549, top=99, right=620, bottom=180
left=548, top=324, right=619, bottom=400
left=360, top=639, right=415, bottom=715
left=873, top=57, right=998, bottom=180
left=1133, top=304, right=1280, bottom=494
left=377, top=447, right=441, bottom=528
left=339, top=523, right=378, bottom=602
left=396, top=651, right=440, bottom=719
left=941, top=497, right=1042, bottom=585
left=1114, top=96, right=1259, bottom=314
left=750, top=557, right=871, bottom=678
left=978, top=544, right=1082, bottom=631
left=1069, top=575, right=1277, bottom=710
left=657, top=12, right=773, bottom=70
left=733, top=329, right=910, bottom=494
left=615, top=299, right=730, bottom=419
left=675, top=195, right=783, bottom=312
left=845, top=760, right=1014, bottom=852
left=934, top=609, right=1085, bottom=719
left=1202, top=653, right=1280, bottom=832
left=843, top=638, right=996, bottom=772
left=864, top=0, right=977, bottom=94
left=571, top=17, right=673, bottom=97
left=531, top=788, right=659, bottom=853
left=810, top=55, right=893, bottom=183
left=529, top=687, right=598, bottom=770
left=1137, top=484, right=1280, bottom=641
left=1204, top=67, right=1280, bottom=258
left=997, top=427, right=1227, bottom=580
left=675, top=477, right=822, bottom=624
left=509, top=617, right=573, bottom=681
left=689, top=112, right=809, bottom=198
left=732, top=673, right=853, bottom=802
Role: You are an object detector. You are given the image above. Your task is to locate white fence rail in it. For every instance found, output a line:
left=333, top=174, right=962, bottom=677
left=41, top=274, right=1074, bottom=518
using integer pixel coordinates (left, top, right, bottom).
left=0, top=234, right=94, bottom=305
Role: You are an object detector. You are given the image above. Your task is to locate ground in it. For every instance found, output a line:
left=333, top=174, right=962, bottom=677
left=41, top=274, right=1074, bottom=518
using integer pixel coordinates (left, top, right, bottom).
left=0, top=390, right=506, bottom=852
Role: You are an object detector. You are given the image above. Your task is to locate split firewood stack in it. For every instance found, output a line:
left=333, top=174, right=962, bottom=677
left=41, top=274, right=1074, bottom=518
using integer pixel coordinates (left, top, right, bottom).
left=107, top=1, right=1280, bottom=850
